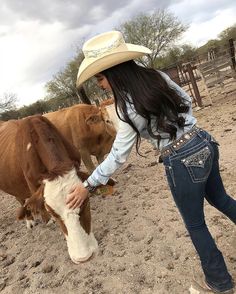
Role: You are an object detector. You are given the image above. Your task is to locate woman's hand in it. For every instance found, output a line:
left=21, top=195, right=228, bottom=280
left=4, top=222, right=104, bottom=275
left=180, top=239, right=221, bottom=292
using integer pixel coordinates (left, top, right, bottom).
left=66, top=183, right=89, bottom=209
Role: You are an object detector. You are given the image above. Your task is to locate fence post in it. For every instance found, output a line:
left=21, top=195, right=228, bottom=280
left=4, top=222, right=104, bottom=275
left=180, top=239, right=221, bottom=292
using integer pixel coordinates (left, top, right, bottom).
left=229, top=38, right=236, bottom=70
left=186, top=63, right=203, bottom=107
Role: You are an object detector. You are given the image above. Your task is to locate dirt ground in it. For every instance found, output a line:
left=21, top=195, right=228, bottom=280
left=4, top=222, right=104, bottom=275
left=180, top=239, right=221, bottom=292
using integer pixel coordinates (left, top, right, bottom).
left=0, top=80, right=236, bottom=294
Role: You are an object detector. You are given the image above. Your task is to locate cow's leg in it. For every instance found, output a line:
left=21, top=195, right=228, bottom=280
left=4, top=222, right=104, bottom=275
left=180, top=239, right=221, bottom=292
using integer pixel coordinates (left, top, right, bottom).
left=15, top=199, right=36, bottom=229
left=25, top=218, right=36, bottom=229
left=80, top=149, right=96, bottom=174
left=96, top=154, right=104, bottom=164
left=16, top=206, right=36, bottom=229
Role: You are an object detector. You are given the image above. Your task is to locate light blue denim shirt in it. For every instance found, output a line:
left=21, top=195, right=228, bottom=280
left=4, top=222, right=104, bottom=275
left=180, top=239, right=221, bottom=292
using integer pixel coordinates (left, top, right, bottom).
left=87, top=71, right=197, bottom=186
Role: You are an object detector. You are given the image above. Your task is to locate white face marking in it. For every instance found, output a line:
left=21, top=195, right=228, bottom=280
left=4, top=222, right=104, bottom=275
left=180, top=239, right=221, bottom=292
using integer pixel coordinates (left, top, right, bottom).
left=105, top=104, right=120, bottom=131
left=43, top=168, right=98, bottom=263
left=26, top=142, right=32, bottom=151
left=26, top=219, right=35, bottom=229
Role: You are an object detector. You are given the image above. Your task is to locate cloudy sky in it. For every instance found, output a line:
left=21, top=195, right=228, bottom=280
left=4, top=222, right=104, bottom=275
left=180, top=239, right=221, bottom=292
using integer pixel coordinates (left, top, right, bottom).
left=0, top=0, right=236, bottom=107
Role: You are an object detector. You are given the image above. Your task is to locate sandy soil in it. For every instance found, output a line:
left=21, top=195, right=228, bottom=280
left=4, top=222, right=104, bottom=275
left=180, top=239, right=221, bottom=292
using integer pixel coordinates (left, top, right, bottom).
left=0, top=80, right=236, bottom=294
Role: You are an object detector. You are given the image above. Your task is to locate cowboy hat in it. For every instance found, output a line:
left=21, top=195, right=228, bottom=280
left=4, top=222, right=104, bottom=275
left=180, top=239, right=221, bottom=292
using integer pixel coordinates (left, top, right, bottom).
left=76, top=30, right=152, bottom=87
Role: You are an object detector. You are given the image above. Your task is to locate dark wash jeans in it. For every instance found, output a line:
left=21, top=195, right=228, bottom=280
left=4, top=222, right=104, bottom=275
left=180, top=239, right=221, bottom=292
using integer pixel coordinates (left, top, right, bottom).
left=163, top=129, right=236, bottom=292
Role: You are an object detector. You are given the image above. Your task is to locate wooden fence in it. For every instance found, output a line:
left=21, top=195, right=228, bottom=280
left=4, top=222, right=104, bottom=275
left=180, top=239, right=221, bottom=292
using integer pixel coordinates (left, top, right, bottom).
left=163, top=39, right=236, bottom=106
left=196, top=39, right=236, bottom=101
left=163, top=63, right=203, bottom=107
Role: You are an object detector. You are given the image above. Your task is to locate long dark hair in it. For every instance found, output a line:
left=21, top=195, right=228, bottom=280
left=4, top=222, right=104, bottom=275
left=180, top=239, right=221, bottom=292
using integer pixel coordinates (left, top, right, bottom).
left=101, top=60, right=189, bottom=152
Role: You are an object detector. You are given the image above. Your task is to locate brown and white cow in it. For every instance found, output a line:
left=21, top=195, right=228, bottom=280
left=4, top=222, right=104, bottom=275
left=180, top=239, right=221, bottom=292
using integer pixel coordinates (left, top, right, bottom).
left=0, top=115, right=114, bottom=263
left=44, top=104, right=116, bottom=174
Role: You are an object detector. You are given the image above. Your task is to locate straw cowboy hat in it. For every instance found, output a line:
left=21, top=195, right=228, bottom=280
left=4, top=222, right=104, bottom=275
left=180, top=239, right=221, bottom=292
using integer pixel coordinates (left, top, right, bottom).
left=76, top=30, right=152, bottom=87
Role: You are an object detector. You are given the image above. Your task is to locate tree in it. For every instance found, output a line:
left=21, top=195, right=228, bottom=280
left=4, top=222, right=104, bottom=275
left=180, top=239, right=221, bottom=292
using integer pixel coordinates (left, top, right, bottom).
left=117, top=9, right=188, bottom=67
left=196, top=39, right=221, bottom=60
left=0, top=99, right=50, bottom=120
left=45, top=52, right=91, bottom=107
left=0, top=109, right=20, bottom=121
left=0, top=92, right=18, bottom=113
left=218, top=24, right=236, bottom=43
left=180, top=44, right=197, bottom=62
left=153, top=44, right=197, bottom=69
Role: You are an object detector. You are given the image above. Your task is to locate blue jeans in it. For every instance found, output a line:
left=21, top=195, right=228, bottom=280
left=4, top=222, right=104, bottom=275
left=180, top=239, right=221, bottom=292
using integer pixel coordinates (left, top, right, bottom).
left=163, top=129, right=236, bottom=292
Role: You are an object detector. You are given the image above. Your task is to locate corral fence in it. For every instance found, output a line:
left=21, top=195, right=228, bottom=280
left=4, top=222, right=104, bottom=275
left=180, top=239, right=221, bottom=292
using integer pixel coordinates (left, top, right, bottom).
left=163, top=63, right=202, bottom=107
left=162, top=39, right=236, bottom=107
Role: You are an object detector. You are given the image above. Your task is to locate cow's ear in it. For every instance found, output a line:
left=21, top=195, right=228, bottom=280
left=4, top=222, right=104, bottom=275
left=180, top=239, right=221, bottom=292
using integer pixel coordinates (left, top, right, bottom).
left=16, top=206, right=28, bottom=220
left=86, top=114, right=102, bottom=125
left=25, top=185, right=44, bottom=215
left=24, top=184, right=50, bottom=223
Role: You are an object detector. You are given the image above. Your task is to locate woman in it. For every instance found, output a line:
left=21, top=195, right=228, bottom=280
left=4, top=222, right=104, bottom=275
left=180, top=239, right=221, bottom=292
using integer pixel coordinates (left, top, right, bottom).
left=66, top=31, right=235, bottom=293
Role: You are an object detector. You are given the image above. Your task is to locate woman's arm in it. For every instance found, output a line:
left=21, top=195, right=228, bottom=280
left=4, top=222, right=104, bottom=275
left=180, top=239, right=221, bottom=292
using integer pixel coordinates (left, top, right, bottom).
left=87, top=117, right=137, bottom=186
left=66, top=111, right=145, bottom=209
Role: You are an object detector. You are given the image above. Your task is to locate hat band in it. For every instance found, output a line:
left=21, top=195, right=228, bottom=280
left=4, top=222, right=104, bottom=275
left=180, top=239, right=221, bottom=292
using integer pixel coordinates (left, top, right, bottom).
left=83, top=36, right=124, bottom=59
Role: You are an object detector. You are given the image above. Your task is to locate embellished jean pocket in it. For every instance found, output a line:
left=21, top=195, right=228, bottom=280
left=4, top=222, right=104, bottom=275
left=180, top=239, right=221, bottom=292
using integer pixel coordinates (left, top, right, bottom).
left=181, top=146, right=212, bottom=183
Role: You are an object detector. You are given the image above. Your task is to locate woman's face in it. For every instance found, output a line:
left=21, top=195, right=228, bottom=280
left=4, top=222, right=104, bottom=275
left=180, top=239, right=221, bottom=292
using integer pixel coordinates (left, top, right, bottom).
left=95, top=73, right=112, bottom=92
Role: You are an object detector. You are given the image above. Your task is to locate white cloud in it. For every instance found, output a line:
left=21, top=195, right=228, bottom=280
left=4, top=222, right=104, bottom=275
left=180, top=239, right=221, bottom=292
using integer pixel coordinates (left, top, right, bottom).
left=180, top=8, right=236, bottom=46
left=15, top=82, right=46, bottom=107
left=89, top=5, right=106, bottom=22
left=0, top=20, right=91, bottom=105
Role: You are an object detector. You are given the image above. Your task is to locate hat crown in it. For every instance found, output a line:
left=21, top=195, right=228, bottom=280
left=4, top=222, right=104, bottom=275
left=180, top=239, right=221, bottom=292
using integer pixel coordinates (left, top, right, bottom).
left=83, top=31, right=126, bottom=59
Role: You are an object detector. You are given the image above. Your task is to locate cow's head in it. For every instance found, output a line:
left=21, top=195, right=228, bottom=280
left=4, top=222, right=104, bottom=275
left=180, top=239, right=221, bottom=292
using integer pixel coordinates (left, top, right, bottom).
left=20, top=184, right=51, bottom=226
left=26, top=167, right=98, bottom=263
left=100, top=103, right=119, bottom=132
left=85, top=108, right=117, bottom=138
left=44, top=167, right=98, bottom=263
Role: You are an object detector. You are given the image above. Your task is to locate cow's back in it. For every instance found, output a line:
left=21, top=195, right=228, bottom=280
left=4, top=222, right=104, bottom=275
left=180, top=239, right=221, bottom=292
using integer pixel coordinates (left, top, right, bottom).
left=44, top=108, right=73, bottom=143
left=0, top=120, right=30, bottom=198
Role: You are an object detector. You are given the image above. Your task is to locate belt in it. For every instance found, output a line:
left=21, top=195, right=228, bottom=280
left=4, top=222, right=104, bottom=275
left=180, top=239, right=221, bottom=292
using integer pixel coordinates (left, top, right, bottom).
left=160, top=125, right=201, bottom=159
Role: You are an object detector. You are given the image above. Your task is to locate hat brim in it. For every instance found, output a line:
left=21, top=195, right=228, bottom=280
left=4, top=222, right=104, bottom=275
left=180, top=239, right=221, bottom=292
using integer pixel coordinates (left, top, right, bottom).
left=76, top=43, right=151, bottom=87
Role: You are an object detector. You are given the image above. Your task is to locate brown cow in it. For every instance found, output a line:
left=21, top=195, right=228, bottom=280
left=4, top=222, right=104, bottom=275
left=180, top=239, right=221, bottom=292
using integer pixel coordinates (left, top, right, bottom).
left=0, top=115, right=102, bottom=263
left=99, top=98, right=114, bottom=107
left=44, top=104, right=116, bottom=173
left=99, top=100, right=119, bottom=132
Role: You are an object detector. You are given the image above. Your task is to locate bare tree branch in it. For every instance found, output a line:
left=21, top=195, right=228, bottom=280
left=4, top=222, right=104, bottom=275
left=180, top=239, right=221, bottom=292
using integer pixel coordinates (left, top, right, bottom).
left=0, top=93, right=18, bottom=113
left=117, top=9, right=188, bottom=67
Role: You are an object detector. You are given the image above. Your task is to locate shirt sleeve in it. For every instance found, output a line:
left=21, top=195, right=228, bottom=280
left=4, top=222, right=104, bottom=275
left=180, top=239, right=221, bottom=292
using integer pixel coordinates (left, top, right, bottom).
left=87, top=115, right=138, bottom=186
